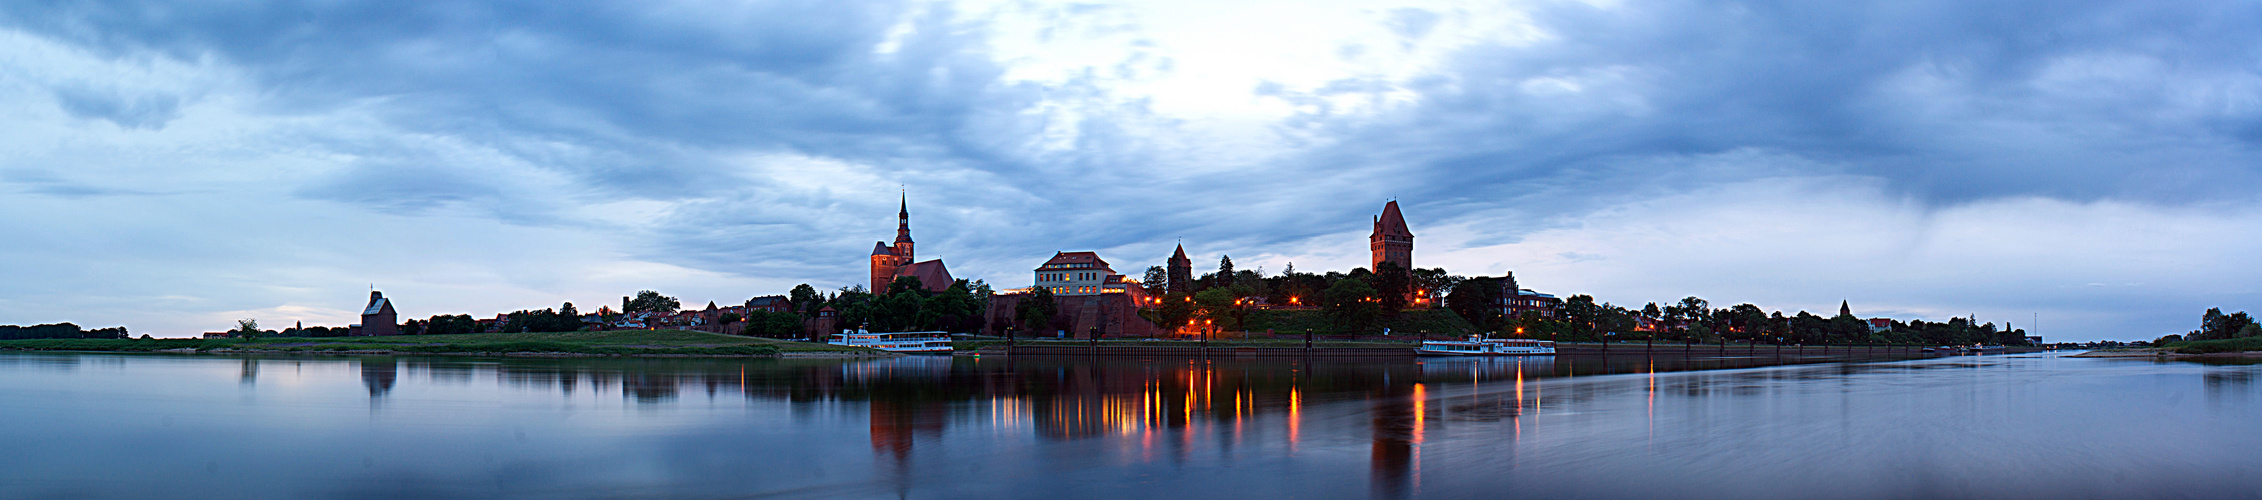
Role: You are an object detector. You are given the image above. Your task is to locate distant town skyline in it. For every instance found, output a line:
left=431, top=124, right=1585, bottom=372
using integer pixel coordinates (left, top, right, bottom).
left=3, top=1, right=2259, bottom=341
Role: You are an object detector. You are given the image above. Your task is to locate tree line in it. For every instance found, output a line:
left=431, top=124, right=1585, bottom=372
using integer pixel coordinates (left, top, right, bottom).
left=0, top=323, right=130, bottom=340
left=2153, top=308, right=2259, bottom=345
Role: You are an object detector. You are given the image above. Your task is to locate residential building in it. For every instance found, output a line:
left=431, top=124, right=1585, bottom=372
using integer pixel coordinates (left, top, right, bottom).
left=1866, top=318, right=1893, bottom=333
left=869, top=193, right=955, bottom=293
left=1032, top=251, right=1147, bottom=301
left=1491, top=273, right=1559, bottom=320
left=746, top=295, right=790, bottom=314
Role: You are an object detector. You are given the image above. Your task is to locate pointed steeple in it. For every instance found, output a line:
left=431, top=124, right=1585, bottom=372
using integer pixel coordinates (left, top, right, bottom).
left=1840, top=300, right=1853, bottom=318
left=894, top=192, right=913, bottom=244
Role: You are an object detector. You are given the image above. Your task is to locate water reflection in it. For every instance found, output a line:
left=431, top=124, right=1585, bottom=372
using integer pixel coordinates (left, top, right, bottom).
left=13, top=351, right=2262, bottom=498
left=359, top=357, right=395, bottom=397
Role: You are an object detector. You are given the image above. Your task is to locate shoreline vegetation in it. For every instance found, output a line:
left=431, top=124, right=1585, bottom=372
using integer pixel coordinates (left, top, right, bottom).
left=0, top=330, right=892, bottom=358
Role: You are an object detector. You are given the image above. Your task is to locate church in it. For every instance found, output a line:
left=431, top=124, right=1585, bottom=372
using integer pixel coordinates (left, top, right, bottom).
left=869, top=194, right=955, bottom=293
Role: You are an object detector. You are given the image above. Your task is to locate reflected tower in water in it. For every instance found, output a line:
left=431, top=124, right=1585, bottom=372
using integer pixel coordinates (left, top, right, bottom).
left=360, top=357, right=397, bottom=398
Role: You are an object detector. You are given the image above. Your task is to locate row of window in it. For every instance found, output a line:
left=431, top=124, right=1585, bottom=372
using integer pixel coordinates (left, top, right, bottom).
left=1051, top=286, right=1099, bottom=295
left=1038, top=272, right=1102, bottom=282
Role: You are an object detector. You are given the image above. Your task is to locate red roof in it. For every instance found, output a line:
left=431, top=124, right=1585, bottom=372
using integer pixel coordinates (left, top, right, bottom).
left=902, top=260, right=954, bottom=292
left=1039, top=251, right=1114, bottom=272
left=1374, top=200, right=1412, bottom=237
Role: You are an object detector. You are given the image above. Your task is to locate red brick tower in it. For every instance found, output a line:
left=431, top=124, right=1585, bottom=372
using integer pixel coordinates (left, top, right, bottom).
left=870, top=193, right=915, bottom=292
left=1370, top=200, right=1414, bottom=271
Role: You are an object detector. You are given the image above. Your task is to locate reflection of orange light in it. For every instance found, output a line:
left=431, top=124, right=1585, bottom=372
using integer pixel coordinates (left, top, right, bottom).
left=1288, top=387, right=1302, bottom=452
left=1412, top=383, right=1426, bottom=444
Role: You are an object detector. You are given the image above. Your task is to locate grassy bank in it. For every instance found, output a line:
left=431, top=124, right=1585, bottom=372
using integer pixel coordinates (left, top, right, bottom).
left=0, top=330, right=882, bottom=357
left=2164, top=337, right=2262, bottom=354
left=1242, top=308, right=1480, bottom=336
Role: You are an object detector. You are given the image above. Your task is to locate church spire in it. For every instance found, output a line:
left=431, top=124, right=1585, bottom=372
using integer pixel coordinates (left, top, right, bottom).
left=894, top=191, right=913, bottom=245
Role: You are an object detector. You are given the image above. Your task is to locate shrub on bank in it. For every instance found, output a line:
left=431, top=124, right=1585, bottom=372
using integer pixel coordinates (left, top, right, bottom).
left=2167, top=337, right=2262, bottom=354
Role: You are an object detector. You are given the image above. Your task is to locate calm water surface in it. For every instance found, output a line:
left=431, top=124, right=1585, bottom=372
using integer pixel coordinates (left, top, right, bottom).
left=1, top=351, right=2256, bottom=499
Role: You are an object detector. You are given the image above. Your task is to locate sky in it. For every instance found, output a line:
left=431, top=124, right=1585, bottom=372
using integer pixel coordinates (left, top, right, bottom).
left=1, top=0, right=2258, bottom=341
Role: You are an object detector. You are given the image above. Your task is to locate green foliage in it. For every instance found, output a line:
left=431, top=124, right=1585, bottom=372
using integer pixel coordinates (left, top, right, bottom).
left=1371, top=262, right=1411, bottom=315
left=2168, top=336, right=2262, bottom=354
left=0, top=323, right=130, bottom=340
left=2196, top=308, right=2257, bottom=341
left=1446, top=276, right=1507, bottom=332
left=499, top=304, right=584, bottom=333
left=788, top=284, right=823, bottom=317
left=423, top=314, right=478, bottom=335
left=1015, top=286, right=1059, bottom=334
left=1244, top=308, right=1477, bottom=337
left=1322, top=278, right=1381, bottom=334
left=234, top=319, right=262, bottom=339
left=626, top=290, right=681, bottom=314
left=740, top=311, right=803, bottom=338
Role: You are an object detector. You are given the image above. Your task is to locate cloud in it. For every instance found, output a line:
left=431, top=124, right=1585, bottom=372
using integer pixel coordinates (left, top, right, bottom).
left=0, top=0, right=2257, bottom=341
left=50, top=85, right=181, bottom=129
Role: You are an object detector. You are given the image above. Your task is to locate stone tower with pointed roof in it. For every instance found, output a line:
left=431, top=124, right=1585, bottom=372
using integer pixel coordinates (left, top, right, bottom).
left=1370, top=200, right=1414, bottom=271
left=1166, top=243, right=1193, bottom=293
left=869, top=193, right=954, bottom=293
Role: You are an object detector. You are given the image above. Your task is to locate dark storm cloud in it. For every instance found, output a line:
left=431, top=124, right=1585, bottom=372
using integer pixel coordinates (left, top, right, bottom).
left=1291, top=0, right=2262, bottom=223
left=4, top=0, right=2257, bottom=326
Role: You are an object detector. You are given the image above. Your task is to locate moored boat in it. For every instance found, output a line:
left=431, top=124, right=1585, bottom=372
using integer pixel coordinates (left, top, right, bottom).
left=1419, top=336, right=1557, bottom=356
left=828, top=329, right=954, bottom=354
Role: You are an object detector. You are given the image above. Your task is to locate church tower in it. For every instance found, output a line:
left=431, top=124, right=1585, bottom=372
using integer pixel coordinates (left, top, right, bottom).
left=871, top=193, right=916, bottom=292
left=893, top=193, right=914, bottom=262
left=1166, top=243, right=1193, bottom=294
left=1370, top=200, right=1414, bottom=271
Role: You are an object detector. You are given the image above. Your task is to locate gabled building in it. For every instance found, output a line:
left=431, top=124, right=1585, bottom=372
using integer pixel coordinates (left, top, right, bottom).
left=353, top=291, right=398, bottom=337
left=1371, top=200, right=1414, bottom=271
left=1034, top=251, right=1132, bottom=297
left=1166, top=243, right=1193, bottom=294
left=746, top=295, right=790, bottom=314
left=869, top=193, right=955, bottom=293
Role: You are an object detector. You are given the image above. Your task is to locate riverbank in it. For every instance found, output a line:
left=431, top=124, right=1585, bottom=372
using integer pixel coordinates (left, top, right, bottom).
left=0, top=330, right=893, bottom=358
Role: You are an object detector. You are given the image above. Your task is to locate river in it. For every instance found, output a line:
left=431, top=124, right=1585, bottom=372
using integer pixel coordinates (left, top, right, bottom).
left=0, top=351, right=2254, bottom=498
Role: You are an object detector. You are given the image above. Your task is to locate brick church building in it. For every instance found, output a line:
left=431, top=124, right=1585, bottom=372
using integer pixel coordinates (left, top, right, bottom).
left=870, top=194, right=954, bottom=293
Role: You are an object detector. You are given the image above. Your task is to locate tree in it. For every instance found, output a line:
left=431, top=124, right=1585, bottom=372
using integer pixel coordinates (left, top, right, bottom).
left=1217, top=255, right=1236, bottom=289
left=1322, top=278, right=1381, bottom=335
left=1372, top=262, right=1411, bottom=314
left=1409, top=268, right=1459, bottom=308
left=1445, top=277, right=1505, bottom=333
left=626, top=290, right=681, bottom=314
left=2200, top=308, right=2256, bottom=340
left=1142, top=266, right=1168, bottom=296
left=234, top=319, right=261, bottom=339
left=1194, top=288, right=1240, bottom=332
left=789, top=284, right=823, bottom=317
left=1560, top=295, right=1602, bottom=340
left=1015, top=286, right=1059, bottom=335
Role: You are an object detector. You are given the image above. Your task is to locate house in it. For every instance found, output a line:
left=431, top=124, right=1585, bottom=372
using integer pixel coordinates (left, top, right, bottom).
left=746, top=295, right=790, bottom=314
left=355, top=291, right=398, bottom=337
left=1866, top=318, right=1893, bottom=333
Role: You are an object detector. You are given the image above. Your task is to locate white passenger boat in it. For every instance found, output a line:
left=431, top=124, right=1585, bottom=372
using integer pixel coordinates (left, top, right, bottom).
left=1419, top=336, right=1556, bottom=356
left=827, top=329, right=954, bottom=354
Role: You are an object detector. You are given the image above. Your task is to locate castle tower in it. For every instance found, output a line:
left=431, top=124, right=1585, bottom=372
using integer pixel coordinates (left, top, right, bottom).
left=1166, top=243, right=1192, bottom=294
left=1370, top=200, right=1414, bottom=271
